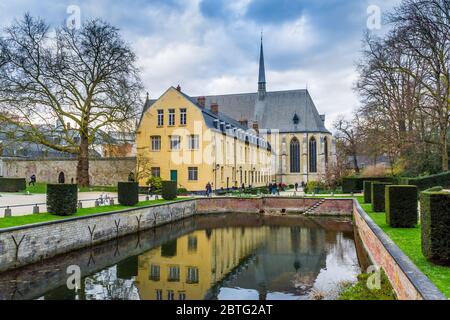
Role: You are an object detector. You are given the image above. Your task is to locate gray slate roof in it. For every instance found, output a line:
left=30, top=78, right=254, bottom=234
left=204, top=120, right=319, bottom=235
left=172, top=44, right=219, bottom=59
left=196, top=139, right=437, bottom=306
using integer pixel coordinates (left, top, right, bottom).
left=192, top=89, right=330, bottom=134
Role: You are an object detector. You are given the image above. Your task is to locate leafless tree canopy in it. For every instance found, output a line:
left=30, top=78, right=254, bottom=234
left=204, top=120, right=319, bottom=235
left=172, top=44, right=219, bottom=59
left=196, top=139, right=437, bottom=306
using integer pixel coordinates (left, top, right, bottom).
left=353, top=0, right=449, bottom=175
left=0, top=14, right=143, bottom=186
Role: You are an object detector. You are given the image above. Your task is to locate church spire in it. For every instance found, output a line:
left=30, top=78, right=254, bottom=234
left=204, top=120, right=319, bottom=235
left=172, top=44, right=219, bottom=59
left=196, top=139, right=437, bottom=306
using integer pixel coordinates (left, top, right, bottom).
left=258, top=33, right=266, bottom=99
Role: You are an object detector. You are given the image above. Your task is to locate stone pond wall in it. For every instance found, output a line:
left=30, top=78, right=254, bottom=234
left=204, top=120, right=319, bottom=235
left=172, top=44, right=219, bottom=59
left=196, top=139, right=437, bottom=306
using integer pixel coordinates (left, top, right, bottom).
left=0, top=199, right=196, bottom=273
left=0, top=157, right=136, bottom=186
left=352, top=200, right=446, bottom=300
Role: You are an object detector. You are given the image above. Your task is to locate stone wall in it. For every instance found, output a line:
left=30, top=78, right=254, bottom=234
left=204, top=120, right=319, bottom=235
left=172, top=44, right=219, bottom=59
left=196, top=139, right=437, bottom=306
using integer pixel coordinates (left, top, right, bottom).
left=0, top=199, right=196, bottom=273
left=0, top=157, right=136, bottom=186
left=353, top=200, right=446, bottom=300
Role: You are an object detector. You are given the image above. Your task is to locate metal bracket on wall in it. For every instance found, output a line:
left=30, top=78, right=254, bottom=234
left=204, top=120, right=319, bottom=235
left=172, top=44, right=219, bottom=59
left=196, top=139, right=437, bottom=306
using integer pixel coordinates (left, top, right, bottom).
left=11, top=234, right=25, bottom=262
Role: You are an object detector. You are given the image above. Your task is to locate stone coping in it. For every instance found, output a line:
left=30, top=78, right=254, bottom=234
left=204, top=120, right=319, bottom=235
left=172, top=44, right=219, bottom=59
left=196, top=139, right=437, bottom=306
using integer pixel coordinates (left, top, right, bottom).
left=0, top=198, right=196, bottom=234
left=353, top=199, right=446, bottom=300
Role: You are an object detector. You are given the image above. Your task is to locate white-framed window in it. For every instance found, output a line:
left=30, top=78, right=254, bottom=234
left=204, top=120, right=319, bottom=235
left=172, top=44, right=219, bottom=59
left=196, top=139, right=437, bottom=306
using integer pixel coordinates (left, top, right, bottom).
left=168, top=109, right=175, bottom=126
left=188, top=167, right=198, bottom=181
left=156, top=289, right=163, bottom=300
left=167, top=290, right=175, bottom=300
left=151, top=136, right=161, bottom=151
left=151, top=167, right=160, bottom=178
left=150, top=264, right=160, bottom=281
left=186, top=267, right=199, bottom=284
left=180, top=108, right=187, bottom=125
left=179, top=292, right=186, bottom=300
left=157, top=110, right=164, bottom=126
left=188, top=135, right=199, bottom=150
left=170, top=135, right=181, bottom=150
left=168, top=266, right=180, bottom=282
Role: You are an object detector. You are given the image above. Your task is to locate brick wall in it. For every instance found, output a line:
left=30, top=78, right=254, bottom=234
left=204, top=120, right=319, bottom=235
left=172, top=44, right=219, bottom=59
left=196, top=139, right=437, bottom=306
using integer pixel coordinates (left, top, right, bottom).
left=353, top=200, right=446, bottom=300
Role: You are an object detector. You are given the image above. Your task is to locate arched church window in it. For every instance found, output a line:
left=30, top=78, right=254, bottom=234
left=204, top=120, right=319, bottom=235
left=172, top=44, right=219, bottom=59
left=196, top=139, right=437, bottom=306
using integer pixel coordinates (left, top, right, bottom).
left=324, top=137, right=329, bottom=166
left=290, top=137, right=300, bottom=173
left=309, top=137, right=317, bottom=173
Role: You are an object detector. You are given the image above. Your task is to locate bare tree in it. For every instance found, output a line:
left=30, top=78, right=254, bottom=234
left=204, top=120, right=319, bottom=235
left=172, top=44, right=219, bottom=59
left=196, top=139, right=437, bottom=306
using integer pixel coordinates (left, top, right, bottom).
left=0, top=15, right=142, bottom=186
left=333, top=116, right=361, bottom=174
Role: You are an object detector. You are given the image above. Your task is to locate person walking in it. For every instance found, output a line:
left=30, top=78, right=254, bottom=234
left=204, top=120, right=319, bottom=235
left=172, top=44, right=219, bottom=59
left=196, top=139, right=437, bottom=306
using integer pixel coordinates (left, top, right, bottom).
left=295, top=182, right=298, bottom=192
left=29, top=174, right=36, bottom=186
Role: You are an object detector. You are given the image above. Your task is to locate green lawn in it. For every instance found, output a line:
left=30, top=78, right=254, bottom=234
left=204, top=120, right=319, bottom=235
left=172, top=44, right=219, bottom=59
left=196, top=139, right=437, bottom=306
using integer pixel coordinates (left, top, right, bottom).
left=24, top=183, right=118, bottom=194
left=0, top=198, right=191, bottom=229
left=358, top=198, right=450, bottom=298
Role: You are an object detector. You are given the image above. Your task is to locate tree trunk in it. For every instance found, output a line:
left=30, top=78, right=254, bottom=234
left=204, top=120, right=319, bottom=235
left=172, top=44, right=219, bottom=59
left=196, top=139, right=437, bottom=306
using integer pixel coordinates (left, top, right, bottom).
left=77, top=133, right=90, bottom=187
left=440, top=129, right=449, bottom=172
left=353, top=153, right=360, bottom=174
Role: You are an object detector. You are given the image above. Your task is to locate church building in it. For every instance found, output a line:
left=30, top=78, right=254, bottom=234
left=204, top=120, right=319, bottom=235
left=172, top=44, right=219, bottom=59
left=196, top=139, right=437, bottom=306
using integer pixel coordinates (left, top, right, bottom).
left=136, top=38, right=333, bottom=190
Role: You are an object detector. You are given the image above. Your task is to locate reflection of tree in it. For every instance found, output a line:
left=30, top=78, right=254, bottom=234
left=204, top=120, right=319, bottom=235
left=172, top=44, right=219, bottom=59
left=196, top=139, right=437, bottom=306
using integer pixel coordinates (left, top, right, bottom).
left=83, top=267, right=139, bottom=300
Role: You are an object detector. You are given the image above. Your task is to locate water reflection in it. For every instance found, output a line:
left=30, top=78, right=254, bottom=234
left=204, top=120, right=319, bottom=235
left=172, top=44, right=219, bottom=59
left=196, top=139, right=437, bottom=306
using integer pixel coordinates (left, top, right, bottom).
left=0, top=214, right=360, bottom=300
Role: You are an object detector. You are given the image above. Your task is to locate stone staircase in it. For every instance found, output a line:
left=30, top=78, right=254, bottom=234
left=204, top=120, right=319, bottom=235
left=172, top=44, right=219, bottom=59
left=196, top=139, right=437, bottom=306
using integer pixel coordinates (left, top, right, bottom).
left=303, top=199, right=326, bottom=215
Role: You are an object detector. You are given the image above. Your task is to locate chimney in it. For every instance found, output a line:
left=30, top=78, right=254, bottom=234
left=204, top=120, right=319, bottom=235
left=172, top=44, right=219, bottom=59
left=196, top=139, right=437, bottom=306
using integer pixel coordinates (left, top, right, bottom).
left=176, top=85, right=181, bottom=92
left=210, top=102, right=219, bottom=114
left=239, top=118, right=248, bottom=128
left=252, top=121, right=259, bottom=133
left=197, top=96, right=206, bottom=108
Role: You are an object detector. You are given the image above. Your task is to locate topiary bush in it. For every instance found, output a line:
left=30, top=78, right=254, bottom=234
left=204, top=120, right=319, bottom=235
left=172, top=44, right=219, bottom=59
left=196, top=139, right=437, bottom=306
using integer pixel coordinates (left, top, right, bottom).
left=0, top=178, right=26, bottom=192
left=47, top=184, right=78, bottom=216
left=420, top=190, right=450, bottom=265
left=343, top=176, right=396, bottom=193
left=385, top=185, right=418, bottom=228
left=363, top=180, right=377, bottom=203
left=162, top=180, right=177, bottom=200
left=118, top=182, right=139, bottom=206
left=402, top=171, right=450, bottom=191
left=371, top=182, right=392, bottom=212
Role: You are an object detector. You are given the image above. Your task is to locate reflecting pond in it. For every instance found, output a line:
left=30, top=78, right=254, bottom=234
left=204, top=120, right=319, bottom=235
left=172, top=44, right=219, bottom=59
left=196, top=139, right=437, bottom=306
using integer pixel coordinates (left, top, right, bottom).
left=0, top=213, right=361, bottom=300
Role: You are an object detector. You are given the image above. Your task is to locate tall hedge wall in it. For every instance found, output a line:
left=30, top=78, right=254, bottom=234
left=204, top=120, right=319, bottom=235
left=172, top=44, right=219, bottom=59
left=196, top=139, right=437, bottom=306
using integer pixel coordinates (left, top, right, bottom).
left=118, top=182, right=139, bottom=206
left=363, top=180, right=376, bottom=203
left=420, top=190, right=450, bottom=265
left=371, top=182, right=392, bottom=212
left=401, top=171, right=450, bottom=191
left=47, top=184, right=78, bottom=216
left=0, top=178, right=26, bottom=192
left=162, top=180, right=177, bottom=200
left=385, top=185, right=418, bottom=228
left=343, top=176, right=396, bottom=193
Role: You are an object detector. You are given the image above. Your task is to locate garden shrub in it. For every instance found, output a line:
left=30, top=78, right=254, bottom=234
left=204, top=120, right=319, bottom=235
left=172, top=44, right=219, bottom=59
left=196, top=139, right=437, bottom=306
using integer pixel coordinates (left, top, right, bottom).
left=0, top=178, right=26, bottom=192
left=371, top=182, right=392, bottom=212
left=363, top=180, right=377, bottom=203
left=47, top=184, right=78, bottom=216
left=177, top=188, right=188, bottom=195
left=385, top=185, right=418, bottom=228
left=425, top=186, right=443, bottom=192
left=118, top=182, right=139, bottom=206
left=402, top=171, right=450, bottom=191
left=147, top=176, right=162, bottom=193
left=162, top=180, right=177, bottom=200
left=420, top=190, right=450, bottom=265
left=343, top=176, right=395, bottom=193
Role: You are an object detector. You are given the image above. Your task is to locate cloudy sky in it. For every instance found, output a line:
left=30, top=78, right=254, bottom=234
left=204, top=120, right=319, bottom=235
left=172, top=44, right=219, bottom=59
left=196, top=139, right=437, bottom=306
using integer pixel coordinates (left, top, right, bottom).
left=0, top=0, right=400, bottom=130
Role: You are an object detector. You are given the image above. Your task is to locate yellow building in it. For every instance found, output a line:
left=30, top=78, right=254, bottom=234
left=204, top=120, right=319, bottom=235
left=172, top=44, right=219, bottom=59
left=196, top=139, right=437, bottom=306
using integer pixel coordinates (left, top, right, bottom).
left=136, top=86, right=274, bottom=191
left=135, top=228, right=268, bottom=300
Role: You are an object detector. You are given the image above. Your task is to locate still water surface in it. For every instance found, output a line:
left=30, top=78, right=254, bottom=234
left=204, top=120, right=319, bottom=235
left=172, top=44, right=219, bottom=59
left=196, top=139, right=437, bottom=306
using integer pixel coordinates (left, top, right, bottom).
left=0, top=213, right=361, bottom=300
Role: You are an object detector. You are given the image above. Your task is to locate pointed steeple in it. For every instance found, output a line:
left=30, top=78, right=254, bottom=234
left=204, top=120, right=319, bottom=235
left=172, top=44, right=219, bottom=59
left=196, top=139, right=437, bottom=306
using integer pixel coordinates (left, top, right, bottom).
left=258, top=33, right=266, bottom=99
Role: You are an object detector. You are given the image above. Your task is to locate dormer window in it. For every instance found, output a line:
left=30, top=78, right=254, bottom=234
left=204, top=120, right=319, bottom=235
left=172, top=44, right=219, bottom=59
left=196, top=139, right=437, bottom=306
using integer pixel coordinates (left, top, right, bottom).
left=213, top=119, right=219, bottom=129
left=293, top=113, right=299, bottom=125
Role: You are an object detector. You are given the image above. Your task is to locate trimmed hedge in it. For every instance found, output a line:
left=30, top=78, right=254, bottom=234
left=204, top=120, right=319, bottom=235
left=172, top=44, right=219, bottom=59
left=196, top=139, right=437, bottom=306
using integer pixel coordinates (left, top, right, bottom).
left=0, top=178, right=26, bottom=192
left=420, top=190, right=450, bottom=265
left=402, top=171, right=450, bottom=191
left=343, top=176, right=396, bottom=193
left=385, top=185, right=418, bottom=228
left=363, top=180, right=376, bottom=203
left=162, top=180, right=177, bottom=200
left=46, top=184, right=78, bottom=216
left=371, top=182, right=392, bottom=212
left=118, top=182, right=139, bottom=206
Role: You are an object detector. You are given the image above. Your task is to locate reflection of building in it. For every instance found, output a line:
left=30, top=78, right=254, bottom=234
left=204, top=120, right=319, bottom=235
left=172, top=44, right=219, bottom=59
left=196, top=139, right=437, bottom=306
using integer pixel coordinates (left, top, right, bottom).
left=135, top=228, right=268, bottom=300
left=135, top=226, right=329, bottom=300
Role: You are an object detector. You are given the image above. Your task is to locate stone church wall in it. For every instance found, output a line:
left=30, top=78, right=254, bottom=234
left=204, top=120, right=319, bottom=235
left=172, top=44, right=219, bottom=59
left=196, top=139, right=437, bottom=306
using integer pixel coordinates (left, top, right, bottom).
left=0, top=157, right=136, bottom=186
